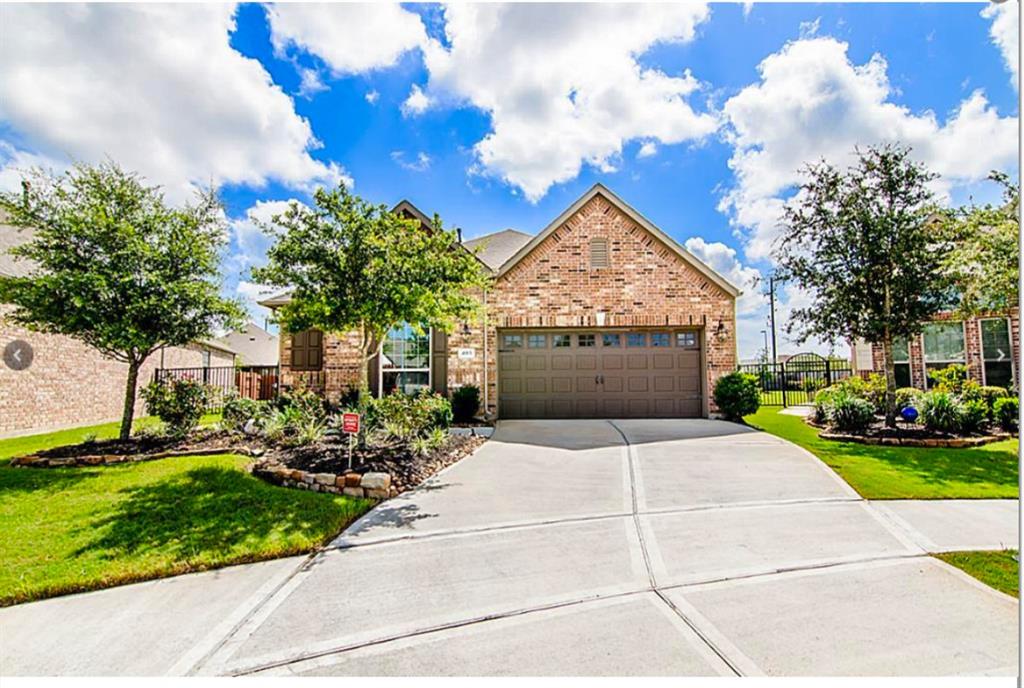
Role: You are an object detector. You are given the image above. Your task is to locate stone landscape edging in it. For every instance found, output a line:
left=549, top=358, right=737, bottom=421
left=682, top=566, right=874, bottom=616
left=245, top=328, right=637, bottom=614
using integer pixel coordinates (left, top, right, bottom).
left=252, top=462, right=396, bottom=500
left=816, top=430, right=1012, bottom=448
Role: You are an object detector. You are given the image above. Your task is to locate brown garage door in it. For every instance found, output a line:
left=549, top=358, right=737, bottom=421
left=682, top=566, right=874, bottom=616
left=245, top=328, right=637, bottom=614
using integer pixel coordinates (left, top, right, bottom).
left=498, top=329, right=703, bottom=419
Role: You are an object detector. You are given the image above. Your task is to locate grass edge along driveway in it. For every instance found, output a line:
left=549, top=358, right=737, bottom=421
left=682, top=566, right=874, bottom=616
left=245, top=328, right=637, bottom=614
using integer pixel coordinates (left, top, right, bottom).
left=0, top=421, right=372, bottom=607
left=936, top=550, right=1019, bottom=598
left=744, top=407, right=1018, bottom=499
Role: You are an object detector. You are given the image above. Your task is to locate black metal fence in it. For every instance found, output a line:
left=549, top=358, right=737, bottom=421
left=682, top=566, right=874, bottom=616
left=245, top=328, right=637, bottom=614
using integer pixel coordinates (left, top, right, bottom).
left=738, top=354, right=855, bottom=407
left=153, top=365, right=280, bottom=412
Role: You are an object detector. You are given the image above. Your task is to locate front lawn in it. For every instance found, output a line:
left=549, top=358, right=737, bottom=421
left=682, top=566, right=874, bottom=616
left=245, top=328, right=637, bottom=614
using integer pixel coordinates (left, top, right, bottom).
left=937, top=550, right=1019, bottom=598
left=745, top=406, right=1018, bottom=499
left=0, top=425, right=372, bottom=606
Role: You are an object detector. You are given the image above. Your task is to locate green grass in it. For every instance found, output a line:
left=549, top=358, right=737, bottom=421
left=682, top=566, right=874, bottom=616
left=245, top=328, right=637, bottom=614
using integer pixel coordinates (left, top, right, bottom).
left=936, top=550, right=1019, bottom=597
left=744, top=406, right=1019, bottom=499
left=0, top=413, right=222, bottom=462
left=0, top=421, right=372, bottom=606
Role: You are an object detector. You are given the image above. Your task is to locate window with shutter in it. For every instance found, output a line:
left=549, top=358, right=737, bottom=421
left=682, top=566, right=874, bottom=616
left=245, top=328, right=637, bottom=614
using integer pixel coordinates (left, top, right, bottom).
left=290, top=329, right=323, bottom=371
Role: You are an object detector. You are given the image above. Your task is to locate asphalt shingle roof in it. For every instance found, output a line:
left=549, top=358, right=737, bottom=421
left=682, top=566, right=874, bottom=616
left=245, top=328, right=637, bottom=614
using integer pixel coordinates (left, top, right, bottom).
left=463, top=228, right=532, bottom=271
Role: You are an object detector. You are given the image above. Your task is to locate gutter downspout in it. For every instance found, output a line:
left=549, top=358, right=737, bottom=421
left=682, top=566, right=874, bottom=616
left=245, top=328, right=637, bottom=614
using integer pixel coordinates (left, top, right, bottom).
left=482, top=289, right=489, bottom=417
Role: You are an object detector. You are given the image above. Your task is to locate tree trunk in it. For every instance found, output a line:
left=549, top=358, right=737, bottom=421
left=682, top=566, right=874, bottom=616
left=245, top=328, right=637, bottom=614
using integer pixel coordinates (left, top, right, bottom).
left=881, top=335, right=898, bottom=428
left=120, top=359, right=140, bottom=440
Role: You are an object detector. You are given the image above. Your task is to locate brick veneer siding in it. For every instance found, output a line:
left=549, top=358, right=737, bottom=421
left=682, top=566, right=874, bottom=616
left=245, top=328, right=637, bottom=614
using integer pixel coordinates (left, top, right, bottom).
left=1, top=305, right=234, bottom=437
left=861, top=309, right=1020, bottom=389
left=275, top=191, right=737, bottom=418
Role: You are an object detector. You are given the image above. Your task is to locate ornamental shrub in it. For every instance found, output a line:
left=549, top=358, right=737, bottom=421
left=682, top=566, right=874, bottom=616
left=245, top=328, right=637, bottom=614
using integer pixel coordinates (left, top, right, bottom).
left=276, top=386, right=327, bottom=423
left=367, top=390, right=452, bottom=439
left=994, top=397, right=1019, bottom=433
left=451, top=385, right=480, bottom=423
left=827, top=390, right=876, bottom=432
left=713, top=372, right=760, bottom=421
left=222, top=393, right=267, bottom=432
left=813, top=386, right=838, bottom=423
left=958, top=398, right=989, bottom=434
left=918, top=390, right=962, bottom=434
left=978, top=386, right=1011, bottom=420
left=141, top=378, right=209, bottom=438
left=895, top=387, right=920, bottom=411
left=928, top=364, right=968, bottom=394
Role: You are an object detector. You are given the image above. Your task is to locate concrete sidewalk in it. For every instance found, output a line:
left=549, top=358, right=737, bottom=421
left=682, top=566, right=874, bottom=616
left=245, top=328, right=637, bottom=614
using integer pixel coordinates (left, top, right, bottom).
left=1, top=419, right=1018, bottom=676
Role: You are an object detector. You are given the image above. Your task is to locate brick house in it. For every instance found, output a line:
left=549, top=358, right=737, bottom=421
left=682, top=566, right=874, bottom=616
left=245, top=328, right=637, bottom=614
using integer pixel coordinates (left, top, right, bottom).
left=262, top=183, right=740, bottom=419
left=1, top=221, right=236, bottom=437
left=850, top=309, right=1019, bottom=390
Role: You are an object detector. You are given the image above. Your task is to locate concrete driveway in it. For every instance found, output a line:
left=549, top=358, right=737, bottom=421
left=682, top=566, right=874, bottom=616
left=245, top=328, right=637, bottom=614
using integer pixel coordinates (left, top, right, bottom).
left=2, top=420, right=1018, bottom=676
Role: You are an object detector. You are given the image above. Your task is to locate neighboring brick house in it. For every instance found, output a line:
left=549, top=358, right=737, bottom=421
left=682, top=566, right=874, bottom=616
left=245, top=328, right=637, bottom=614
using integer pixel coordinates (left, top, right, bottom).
left=850, top=309, right=1019, bottom=390
left=262, top=183, right=740, bottom=419
left=0, top=221, right=236, bottom=437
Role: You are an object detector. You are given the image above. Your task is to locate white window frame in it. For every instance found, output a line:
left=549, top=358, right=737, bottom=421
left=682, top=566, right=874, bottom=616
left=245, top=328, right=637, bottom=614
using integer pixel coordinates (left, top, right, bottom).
left=377, top=323, right=432, bottom=397
left=980, top=317, right=1015, bottom=387
left=921, top=321, right=967, bottom=389
left=891, top=336, right=913, bottom=387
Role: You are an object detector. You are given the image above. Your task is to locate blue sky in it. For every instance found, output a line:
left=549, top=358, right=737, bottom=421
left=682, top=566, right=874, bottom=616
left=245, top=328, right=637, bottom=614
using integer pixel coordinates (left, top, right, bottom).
left=0, top=3, right=1018, bottom=358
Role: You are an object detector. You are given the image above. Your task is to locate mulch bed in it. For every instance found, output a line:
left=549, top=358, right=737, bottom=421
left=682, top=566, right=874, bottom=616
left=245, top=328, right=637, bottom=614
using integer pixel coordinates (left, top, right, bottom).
left=806, top=416, right=1013, bottom=447
left=27, top=428, right=251, bottom=460
left=267, top=434, right=486, bottom=494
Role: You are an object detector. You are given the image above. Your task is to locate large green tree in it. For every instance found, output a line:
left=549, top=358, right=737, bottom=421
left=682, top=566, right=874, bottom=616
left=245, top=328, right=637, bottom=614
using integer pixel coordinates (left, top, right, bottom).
left=252, top=184, right=490, bottom=397
left=941, top=171, right=1019, bottom=317
left=774, top=144, right=952, bottom=426
left=0, top=163, right=243, bottom=439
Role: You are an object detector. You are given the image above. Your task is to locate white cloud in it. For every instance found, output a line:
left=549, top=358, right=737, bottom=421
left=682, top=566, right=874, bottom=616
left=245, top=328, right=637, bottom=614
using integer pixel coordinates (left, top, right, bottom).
left=637, top=141, right=658, bottom=159
left=0, top=4, right=347, bottom=203
left=720, top=37, right=1018, bottom=260
left=798, top=17, right=820, bottom=38
left=421, top=3, right=718, bottom=201
left=365, top=89, right=381, bottom=105
left=982, top=2, right=1019, bottom=89
left=401, top=84, right=432, bottom=116
left=229, top=199, right=299, bottom=270
left=266, top=2, right=426, bottom=75
left=683, top=237, right=763, bottom=315
left=297, top=67, right=327, bottom=98
left=390, top=151, right=432, bottom=172
left=236, top=280, right=279, bottom=322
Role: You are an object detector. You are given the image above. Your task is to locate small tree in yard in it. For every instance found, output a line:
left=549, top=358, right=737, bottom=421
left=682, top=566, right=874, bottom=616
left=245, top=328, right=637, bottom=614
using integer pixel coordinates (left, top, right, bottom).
left=0, top=163, right=243, bottom=439
left=774, top=144, right=951, bottom=427
left=940, top=171, right=1019, bottom=317
left=252, top=184, right=490, bottom=400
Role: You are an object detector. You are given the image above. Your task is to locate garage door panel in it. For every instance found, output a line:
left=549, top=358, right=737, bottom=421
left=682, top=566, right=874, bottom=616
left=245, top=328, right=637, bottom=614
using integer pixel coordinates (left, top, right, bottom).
left=551, top=377, right=572, bottom=393
left=602, top=355, right=623, bottom=370
left=627, top=355, right=648, bottom=369
left=603, top=376, right=623, bottom=392
left=551, top=355, right=573, bottom=370
left=652, top=354, right=674, bottom=370
left=501, top=354, right=522, bottom=371
left=526, top=377, right=547, bottom=393
left=498, top=329, right=703, bottom=420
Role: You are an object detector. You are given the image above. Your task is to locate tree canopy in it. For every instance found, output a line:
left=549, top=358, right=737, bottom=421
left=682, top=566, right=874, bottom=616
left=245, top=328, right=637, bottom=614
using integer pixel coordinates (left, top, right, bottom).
left=0, top=162, right=243, bottom=438
left=252, top=184, right=490, bottom=394
left=774, top=144, right=951, bottom=425
left=940, top=171, right=1019, bottom=317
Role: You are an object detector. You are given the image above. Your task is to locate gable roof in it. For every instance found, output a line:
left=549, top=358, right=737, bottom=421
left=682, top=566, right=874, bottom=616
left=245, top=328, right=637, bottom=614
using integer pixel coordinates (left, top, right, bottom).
left=463, top=229, right=532, bottom=271
left=496, top=183, right=741, bottom=298
left=216, top=321, right=278, bottom=365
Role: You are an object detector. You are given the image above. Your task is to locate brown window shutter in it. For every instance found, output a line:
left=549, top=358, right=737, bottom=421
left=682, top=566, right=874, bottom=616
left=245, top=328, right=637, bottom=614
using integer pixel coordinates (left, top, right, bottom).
left=290, top=329, right=323, bottom=371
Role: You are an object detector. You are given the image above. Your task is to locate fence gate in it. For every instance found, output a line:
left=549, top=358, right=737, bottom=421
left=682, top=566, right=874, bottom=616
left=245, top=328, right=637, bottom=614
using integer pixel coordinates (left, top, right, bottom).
left=738, top=353, right=854, bottom=407
left=154, top=365, right=280, bottom=412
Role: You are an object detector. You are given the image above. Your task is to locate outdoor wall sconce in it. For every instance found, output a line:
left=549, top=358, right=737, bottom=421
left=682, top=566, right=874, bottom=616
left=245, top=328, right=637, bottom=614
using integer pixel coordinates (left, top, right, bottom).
left=461, top=321, right=472, bottom=336
left=714, top=317, right=728, bottom=342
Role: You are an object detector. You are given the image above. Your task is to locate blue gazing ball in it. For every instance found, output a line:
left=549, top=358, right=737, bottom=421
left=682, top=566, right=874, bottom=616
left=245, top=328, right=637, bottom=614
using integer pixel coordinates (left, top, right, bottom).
left=901, top=406, right=919, bottom=423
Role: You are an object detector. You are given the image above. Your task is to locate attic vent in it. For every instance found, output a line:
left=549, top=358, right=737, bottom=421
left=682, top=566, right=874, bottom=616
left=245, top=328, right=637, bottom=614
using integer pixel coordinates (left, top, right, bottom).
left=590, top=238, right=609, bottom=269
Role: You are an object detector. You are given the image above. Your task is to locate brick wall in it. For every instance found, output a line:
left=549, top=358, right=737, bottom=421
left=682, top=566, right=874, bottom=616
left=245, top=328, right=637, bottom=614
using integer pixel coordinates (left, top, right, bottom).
left=0, top=305, right=234, bottom=437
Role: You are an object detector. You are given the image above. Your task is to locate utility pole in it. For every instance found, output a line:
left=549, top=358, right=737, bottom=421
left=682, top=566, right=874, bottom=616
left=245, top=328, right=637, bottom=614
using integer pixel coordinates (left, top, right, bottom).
left=768, top=275, right=779, bottom=365
left=760, top=329, right=769, bottom=362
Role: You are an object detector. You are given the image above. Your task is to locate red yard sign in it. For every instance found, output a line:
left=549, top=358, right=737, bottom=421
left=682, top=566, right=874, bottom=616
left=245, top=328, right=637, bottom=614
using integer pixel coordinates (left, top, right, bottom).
left=341, top=412, right=360, bottom=434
